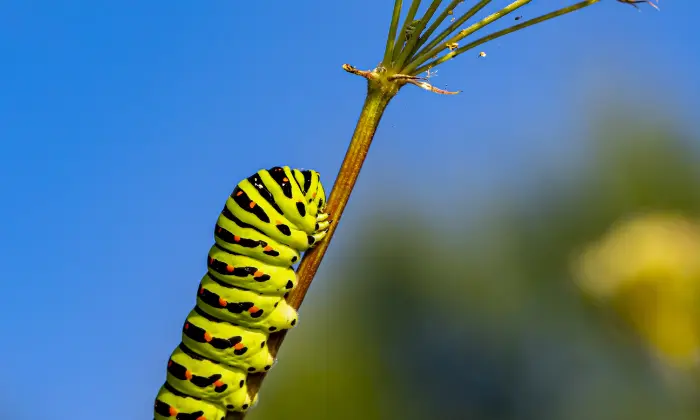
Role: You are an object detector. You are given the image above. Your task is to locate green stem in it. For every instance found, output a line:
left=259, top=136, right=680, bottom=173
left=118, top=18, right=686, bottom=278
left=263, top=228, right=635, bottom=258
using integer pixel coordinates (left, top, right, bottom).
left=226, top=78, right=398, bottom=420
left=406, top=0, right=530, bottom=74
left=413, top=0, right=601, bottom=74
left=411, top=0, right=464, bottom=55
left=392, top=0, right=425, bottom=63
left=383, top=0, right=405, bottom=66
left=394, top=0, right=444, bottom=69
left=406, top=0, right=492, bottom=72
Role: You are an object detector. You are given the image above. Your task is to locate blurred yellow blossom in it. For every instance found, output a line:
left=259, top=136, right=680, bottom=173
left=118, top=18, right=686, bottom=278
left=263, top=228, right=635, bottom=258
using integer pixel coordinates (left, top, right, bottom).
left=574, top=213, right=700, bottom=370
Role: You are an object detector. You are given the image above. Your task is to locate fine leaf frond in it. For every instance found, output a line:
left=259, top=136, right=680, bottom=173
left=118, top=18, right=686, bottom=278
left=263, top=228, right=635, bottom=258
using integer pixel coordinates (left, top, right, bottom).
left=405, top=0, right=493, bottom=72
left=392, top=0, right=424, bottom=63
left=413, top=0, right=602, bottom=75
left=383, top=0, right=405, bottom=66
left=405, top=0, right=531, bottom=74
left=411, top=0, right=468, bottom=55
left=394, top=0, right=445, bottom=68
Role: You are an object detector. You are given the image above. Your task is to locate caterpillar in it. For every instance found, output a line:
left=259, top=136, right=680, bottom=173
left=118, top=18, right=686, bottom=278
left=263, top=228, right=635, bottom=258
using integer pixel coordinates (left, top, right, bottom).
left=154, top=166, right=329, bottom=420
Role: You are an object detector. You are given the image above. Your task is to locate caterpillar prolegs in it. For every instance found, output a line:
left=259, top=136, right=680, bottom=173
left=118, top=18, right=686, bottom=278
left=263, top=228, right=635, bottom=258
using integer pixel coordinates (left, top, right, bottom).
left=154, top=166, right=329, bottom=419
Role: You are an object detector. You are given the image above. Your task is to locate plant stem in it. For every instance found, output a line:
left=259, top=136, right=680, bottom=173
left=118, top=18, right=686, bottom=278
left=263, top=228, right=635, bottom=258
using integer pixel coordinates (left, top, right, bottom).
left=407, top=0, right=493, bottom=71
left=383, top=0, right=405, bottom=66
left=411, top=0, right=464, bottom=54
left=392, top=0, right=424, bottom=63
left=394, top=0, right=444, bottom=69
left=413, top=0, right=601, bottom=74
left=225, top=78, right=398, bottom=420
left=406, top=0, right=530, bottom=74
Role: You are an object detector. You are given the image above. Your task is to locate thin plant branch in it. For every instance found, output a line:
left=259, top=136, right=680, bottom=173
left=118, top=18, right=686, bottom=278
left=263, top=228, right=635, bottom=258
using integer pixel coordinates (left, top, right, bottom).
left=413, top=0, right=602, bottom=74
left=405, top=0, right=532, bottom=74
left=383, top=0, right=405, bottom=66
left=392, top=0, right=424, bottom=63
left=405, top=78, right=461, bottom=94
left=343, top=64, right=460, bottom=95
left=407, top=0, right=493, bottom=70
left=394, top=0, right=444, bottom=68
left=342, top=63, right=378, bottom=80
left=619, top=0, right=659, bottom=10
left=412, top=0, right=467, bottom=55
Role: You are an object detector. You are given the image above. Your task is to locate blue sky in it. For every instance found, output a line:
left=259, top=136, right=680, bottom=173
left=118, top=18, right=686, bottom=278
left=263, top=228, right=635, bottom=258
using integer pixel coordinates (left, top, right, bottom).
left=0, top=1, right=698, bottom=419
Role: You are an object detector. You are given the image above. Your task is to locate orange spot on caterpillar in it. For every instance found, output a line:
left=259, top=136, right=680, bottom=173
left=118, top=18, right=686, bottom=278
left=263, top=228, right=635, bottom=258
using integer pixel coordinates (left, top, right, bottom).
left=208, top=257, right=214, bottom=265
left=184, top=323, right=189, bottom=330
left=218, top=297, right=227, bottom=307
left=204, top=332, right=212, bottom=342
left=226, top=265, right=234, bottom=272
left=234, top=235, right=241, bottom=242
left=196, top=416, right=205, bottom=420
left=275, top=220, right=282, bottom=225
left=249, top=201, right=256, bottom=209
left=282, top=177, right=289, bottom=182
left=168, top=360, right=172, bottom=367
left=199, top=287, right=204, bottom=295
left=236, top=190, right=243, bottom=196
left=169, top=406, right=178, bottom=416
left=214, top=379, right=224, bottom=387
left=185, top=370, right=192, bottom=380
left=263, top=245, right=272, bottom=252
left=312, top=192, right=317, bottom=198
left=233, top=342, right=244, bottom=350
left=248, top=306, right=259, bottom=314
left=253, top=270, right=263, bottom=278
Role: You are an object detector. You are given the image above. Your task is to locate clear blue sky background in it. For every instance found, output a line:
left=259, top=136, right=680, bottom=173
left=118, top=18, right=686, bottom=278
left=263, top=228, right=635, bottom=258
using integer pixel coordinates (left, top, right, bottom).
left=0, top=1, right=697, bottom=419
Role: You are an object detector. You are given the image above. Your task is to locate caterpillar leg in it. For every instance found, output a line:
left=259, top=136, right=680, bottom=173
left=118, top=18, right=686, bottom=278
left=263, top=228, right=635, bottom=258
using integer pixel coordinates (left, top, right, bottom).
left=308, top=213, right=332, bottom=248
left=263, top=298, right=299, bottom=331
left=316, top=220, right=331, bottom=232
left=309, top=227, right=330, bottom=248
left=316, top=212, right=330, bottom=223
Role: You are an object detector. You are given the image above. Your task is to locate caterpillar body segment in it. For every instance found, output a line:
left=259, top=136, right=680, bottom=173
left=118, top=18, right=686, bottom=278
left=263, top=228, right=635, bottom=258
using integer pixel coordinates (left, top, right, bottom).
left=154, top=166, right=329, bottom=418
left=197, top=274, right=298, bottom=332
left=214, top=210, right=301, bottom=268
left=181, top=308, right=274, bottom=373
left=154, top=385, right=227, bottom=420
left=256, top=168, right=316, bottom=234
left=165, top=345, right=253, bottom=412
left=207, top=245, right=297, bottom=296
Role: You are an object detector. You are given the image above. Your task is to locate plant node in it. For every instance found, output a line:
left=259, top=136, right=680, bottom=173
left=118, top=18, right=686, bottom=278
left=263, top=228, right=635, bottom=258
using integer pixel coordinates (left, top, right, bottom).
left=343, top=63, right=459, bottom=95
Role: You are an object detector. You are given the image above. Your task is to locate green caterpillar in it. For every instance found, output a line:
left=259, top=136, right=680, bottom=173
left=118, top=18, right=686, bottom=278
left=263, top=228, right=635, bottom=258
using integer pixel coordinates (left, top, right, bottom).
left=154, top=166, right=329, bottom=420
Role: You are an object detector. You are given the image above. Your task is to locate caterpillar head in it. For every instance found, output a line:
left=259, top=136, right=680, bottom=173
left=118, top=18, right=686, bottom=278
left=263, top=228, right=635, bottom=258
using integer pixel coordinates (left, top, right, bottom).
left=295, top=169, right=326, bottom=216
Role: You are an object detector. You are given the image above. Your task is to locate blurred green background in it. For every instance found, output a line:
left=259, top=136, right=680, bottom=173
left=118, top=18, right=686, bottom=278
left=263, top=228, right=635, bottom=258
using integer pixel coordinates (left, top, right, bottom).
left=248, top=103, right=700, bottom=420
